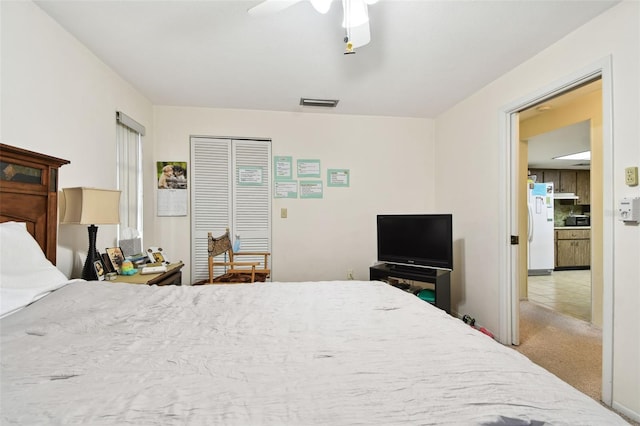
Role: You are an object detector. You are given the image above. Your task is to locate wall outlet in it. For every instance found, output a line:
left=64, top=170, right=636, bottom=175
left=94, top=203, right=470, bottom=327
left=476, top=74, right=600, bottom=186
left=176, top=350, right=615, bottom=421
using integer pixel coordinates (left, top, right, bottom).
left=625, top=166, right=638, bottom=186
left=280, top=207, right=287, bottom=218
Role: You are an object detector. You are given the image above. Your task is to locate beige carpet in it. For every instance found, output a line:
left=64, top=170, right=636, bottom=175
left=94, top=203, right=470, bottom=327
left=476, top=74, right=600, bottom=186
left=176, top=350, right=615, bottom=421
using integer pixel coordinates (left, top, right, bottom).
left=513, top=301, right=639, bottom=425
left=514, top=300, right=602, bottom=401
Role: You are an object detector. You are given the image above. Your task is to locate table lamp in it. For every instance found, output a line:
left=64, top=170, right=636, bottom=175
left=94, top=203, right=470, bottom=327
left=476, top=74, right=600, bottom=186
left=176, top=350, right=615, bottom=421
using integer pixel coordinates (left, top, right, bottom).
left=61, top=187, right=121, bottom=281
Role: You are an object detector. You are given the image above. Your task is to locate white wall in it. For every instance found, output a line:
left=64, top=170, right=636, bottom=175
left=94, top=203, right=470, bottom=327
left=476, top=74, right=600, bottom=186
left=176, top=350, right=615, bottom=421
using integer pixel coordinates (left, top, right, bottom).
left=153, top=107, right=435, bottom=283
left=2, top=1, right=436, bottom=284
left=435, top=1, right=639, bottom=418
left=1, top=1, right=154, bottom=278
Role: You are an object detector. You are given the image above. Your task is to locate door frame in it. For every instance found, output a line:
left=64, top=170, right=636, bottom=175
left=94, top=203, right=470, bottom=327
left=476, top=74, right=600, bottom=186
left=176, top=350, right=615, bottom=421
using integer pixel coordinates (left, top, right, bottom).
left=499, top=56, right=614, bottom=405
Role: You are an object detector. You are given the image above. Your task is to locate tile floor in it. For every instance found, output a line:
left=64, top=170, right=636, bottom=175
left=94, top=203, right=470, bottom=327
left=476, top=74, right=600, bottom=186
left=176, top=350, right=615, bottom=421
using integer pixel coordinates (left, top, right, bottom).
left=527, top=269, right=592, bottom=322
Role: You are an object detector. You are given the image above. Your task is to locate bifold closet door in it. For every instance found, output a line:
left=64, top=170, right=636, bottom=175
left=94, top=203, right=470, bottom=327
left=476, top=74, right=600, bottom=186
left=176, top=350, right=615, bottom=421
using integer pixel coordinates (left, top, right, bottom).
left=190, top=137, right=272, bottom=284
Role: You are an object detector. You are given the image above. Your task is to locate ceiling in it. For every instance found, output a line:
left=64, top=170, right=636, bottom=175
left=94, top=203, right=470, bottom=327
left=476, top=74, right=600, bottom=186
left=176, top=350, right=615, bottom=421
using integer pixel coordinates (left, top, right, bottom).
left=524, top=79, right=602, bottom=170
left=34, top=0, right=618, bottom=118
left=527, top=120, right=591, bottom=170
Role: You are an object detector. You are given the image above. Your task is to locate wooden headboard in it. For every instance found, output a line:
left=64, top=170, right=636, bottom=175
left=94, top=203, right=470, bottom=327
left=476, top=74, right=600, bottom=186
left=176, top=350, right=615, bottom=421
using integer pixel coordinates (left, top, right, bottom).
left=0, top=144, right=70, bottom=265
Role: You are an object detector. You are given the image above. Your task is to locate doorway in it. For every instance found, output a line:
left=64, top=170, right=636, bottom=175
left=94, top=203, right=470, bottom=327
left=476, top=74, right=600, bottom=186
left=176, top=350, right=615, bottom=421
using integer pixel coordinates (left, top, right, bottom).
left=515, top=82, right=603, bottom=399
left=520, top=83, right=599, bottom=324
left=501, top=57, right=614, bottom=405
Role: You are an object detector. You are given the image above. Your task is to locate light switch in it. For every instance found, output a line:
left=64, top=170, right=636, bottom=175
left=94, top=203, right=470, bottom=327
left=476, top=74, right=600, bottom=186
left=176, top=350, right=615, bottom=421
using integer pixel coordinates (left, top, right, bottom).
left=625, top=166, right=638, bottom=186
left=281, top=208, right=287, bottom=218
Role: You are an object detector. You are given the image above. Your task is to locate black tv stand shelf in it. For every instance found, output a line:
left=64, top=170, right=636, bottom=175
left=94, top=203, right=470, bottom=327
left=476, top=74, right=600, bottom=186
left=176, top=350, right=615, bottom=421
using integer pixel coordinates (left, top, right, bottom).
left=387, top=263, right=437, bottom=276
left=369, top=263, right=451, bottom=314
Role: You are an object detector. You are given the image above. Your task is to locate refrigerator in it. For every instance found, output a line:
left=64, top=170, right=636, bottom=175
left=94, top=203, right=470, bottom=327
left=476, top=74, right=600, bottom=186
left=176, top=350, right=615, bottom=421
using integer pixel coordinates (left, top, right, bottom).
left=528, top=182, right=554, bottom=276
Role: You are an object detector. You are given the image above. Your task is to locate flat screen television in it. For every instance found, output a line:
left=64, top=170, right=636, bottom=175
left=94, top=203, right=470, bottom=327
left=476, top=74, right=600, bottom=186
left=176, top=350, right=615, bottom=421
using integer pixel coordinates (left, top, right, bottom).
left=377, top=214, right=453, bottom=271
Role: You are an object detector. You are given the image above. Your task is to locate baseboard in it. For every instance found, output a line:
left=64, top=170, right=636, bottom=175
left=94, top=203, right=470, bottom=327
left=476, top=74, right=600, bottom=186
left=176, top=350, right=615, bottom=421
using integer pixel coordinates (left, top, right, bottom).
left=612, top=401, right=640, bottom=423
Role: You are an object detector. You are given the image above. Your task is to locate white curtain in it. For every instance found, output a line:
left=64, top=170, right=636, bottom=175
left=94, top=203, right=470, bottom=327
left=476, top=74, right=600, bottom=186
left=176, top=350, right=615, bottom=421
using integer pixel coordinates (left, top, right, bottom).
left=116, top=118, right=143, bottom=247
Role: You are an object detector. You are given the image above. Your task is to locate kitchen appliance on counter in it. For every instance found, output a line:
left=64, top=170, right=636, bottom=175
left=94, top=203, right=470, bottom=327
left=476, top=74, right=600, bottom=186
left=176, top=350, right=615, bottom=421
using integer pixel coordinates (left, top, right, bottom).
left=564, top=215, right=590, bottom=226
left=528, top=182, right=554, bottom=276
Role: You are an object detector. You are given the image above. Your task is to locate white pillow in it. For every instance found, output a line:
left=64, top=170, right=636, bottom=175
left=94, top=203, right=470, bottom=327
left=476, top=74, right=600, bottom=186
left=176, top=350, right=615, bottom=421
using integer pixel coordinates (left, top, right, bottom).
left=0, top=221, right=70, bottom=317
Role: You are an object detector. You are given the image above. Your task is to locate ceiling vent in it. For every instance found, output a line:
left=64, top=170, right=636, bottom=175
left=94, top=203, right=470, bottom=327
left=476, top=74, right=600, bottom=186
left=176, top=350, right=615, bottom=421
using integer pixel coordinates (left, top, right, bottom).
left=300, top=98, right=339, bottom=108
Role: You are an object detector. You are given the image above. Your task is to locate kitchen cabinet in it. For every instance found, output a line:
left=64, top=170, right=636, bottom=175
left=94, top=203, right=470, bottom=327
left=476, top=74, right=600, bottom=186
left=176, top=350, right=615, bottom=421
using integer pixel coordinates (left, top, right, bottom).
left=558, top=170, right=590, bottom=205
left=529, top=169, right=559, bottom=189
left=528, top=169, right=543, bottom=182
left=555, top=228, right=590, bottom=269
left=543, top=170, right=560, bottom=191
left=576, top=170, right=590, bottom=205
left=559, top=170, right=577, bottom=193
left=528, top=169, right=590, bottom=205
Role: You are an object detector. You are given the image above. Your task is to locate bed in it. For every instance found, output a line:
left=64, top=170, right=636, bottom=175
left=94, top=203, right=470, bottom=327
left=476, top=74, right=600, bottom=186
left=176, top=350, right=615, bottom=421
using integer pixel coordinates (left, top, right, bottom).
left=0, top=145, right=629, bottom=425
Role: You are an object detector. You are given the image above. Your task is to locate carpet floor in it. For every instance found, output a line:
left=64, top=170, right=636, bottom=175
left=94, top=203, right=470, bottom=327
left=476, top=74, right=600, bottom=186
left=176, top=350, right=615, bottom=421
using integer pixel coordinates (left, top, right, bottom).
left=514, top=300, right=602, bottom=400
left=513, top=301, right=639, bottom=425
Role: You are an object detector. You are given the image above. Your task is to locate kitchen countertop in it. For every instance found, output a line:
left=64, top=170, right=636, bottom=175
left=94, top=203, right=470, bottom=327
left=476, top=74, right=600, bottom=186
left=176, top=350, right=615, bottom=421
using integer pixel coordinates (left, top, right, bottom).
left=554, top=226, right=591, bottom=230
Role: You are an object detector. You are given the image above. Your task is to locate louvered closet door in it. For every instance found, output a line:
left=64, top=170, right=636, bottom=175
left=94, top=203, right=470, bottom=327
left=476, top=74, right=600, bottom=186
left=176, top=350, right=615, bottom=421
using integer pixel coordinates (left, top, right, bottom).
left=190, top=137, right=271, bottom=284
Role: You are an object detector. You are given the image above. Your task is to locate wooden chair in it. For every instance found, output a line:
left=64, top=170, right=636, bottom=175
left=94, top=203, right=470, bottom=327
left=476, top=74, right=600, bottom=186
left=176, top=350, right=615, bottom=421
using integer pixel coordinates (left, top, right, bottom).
left=207, top=229, right=270, bottom=284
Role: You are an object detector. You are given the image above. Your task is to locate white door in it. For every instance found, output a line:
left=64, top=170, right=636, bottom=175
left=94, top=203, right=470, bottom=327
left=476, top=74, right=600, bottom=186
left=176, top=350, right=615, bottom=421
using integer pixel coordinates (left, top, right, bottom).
left=190, top=137, right=272, bottom=284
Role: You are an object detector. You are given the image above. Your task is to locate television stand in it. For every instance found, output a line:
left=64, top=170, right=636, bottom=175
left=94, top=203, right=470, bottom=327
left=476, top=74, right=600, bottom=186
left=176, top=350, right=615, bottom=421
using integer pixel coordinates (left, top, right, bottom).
left=369, top=263, right=451, bottom=314
left=387, top=263, right=437, bottom=276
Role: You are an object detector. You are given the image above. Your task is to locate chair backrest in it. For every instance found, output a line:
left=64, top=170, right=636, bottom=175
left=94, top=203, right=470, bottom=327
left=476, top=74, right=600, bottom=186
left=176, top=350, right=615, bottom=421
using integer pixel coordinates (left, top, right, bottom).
left=208, top=229, right=233, bottom=260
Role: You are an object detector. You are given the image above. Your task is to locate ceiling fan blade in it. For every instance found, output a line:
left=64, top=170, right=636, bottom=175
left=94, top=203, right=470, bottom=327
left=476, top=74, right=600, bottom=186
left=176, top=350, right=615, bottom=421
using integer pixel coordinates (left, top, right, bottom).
left=310, top=0, right=332, bottom=14
left=247, top=0, right=304, bottom=16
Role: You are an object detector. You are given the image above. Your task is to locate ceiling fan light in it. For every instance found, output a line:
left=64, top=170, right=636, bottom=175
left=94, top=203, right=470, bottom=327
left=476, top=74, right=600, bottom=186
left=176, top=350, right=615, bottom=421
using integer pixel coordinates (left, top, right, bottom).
left=342, top=0, right=369, bottom=28
left=310, top=0, right=332, bottom=14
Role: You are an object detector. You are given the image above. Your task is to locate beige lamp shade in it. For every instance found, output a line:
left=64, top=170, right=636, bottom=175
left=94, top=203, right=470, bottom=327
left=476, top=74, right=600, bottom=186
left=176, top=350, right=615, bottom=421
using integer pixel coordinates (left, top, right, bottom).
left=61, top=187, right=121, bottom=225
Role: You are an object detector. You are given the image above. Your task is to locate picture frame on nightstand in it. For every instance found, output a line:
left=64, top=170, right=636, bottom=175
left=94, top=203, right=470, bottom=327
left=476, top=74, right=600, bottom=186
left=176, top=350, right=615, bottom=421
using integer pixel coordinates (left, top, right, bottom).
left=106, top=247, right=125, bottom=273
left=93, top=260, right=106, bottom=281
left=147, top=247, right=169, bottom=264
left=101, top=253, right=115, bottom=273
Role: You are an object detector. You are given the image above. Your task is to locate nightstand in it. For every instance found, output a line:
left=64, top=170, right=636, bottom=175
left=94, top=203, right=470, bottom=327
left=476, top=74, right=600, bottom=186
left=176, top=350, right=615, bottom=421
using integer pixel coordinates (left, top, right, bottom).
left=110, top=262, right=184, bottom=286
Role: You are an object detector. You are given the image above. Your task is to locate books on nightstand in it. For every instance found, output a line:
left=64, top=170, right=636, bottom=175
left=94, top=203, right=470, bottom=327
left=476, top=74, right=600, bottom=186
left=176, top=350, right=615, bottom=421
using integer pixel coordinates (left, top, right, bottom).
left=126, top=253, right=149, bottom=266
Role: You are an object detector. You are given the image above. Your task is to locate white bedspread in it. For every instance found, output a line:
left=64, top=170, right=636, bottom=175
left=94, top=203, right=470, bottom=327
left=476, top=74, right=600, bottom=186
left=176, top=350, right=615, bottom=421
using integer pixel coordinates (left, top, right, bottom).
left=0, top=281, right=627, bottom=425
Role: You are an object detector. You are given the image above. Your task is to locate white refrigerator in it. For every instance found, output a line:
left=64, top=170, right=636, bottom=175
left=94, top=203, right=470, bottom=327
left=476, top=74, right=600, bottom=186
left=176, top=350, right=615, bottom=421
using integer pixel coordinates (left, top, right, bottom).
left=528, top=182, right=554, bottom=276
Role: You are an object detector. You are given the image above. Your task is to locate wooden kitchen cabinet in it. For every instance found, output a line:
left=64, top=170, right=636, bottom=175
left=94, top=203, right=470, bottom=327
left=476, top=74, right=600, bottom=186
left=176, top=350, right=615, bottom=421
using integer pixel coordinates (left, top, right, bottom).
left=576, top=170, right=590, bottom=205
left=542, top=170, right=560, bottom=191
left=558, top=169, right=590, bottom=205
left=528, top=169, right=590, bottom=205
left=559, top=170, right=577, bottom=193
left=528, top=169, right=544, bottom=182
left=529, top=169, right=560, bottom=189
left=555, top=229, right=590, bottom=269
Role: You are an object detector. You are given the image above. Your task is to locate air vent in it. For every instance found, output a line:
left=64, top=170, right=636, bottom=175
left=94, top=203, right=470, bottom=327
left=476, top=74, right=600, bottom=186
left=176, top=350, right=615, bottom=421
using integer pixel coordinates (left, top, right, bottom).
left=299, top=98, right=339, bottom=108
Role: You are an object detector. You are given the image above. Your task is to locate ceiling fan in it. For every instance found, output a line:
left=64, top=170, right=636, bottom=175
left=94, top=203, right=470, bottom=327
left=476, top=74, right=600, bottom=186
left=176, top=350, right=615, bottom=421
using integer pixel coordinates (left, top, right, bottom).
left=248, top=0, right=378, bottom=53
